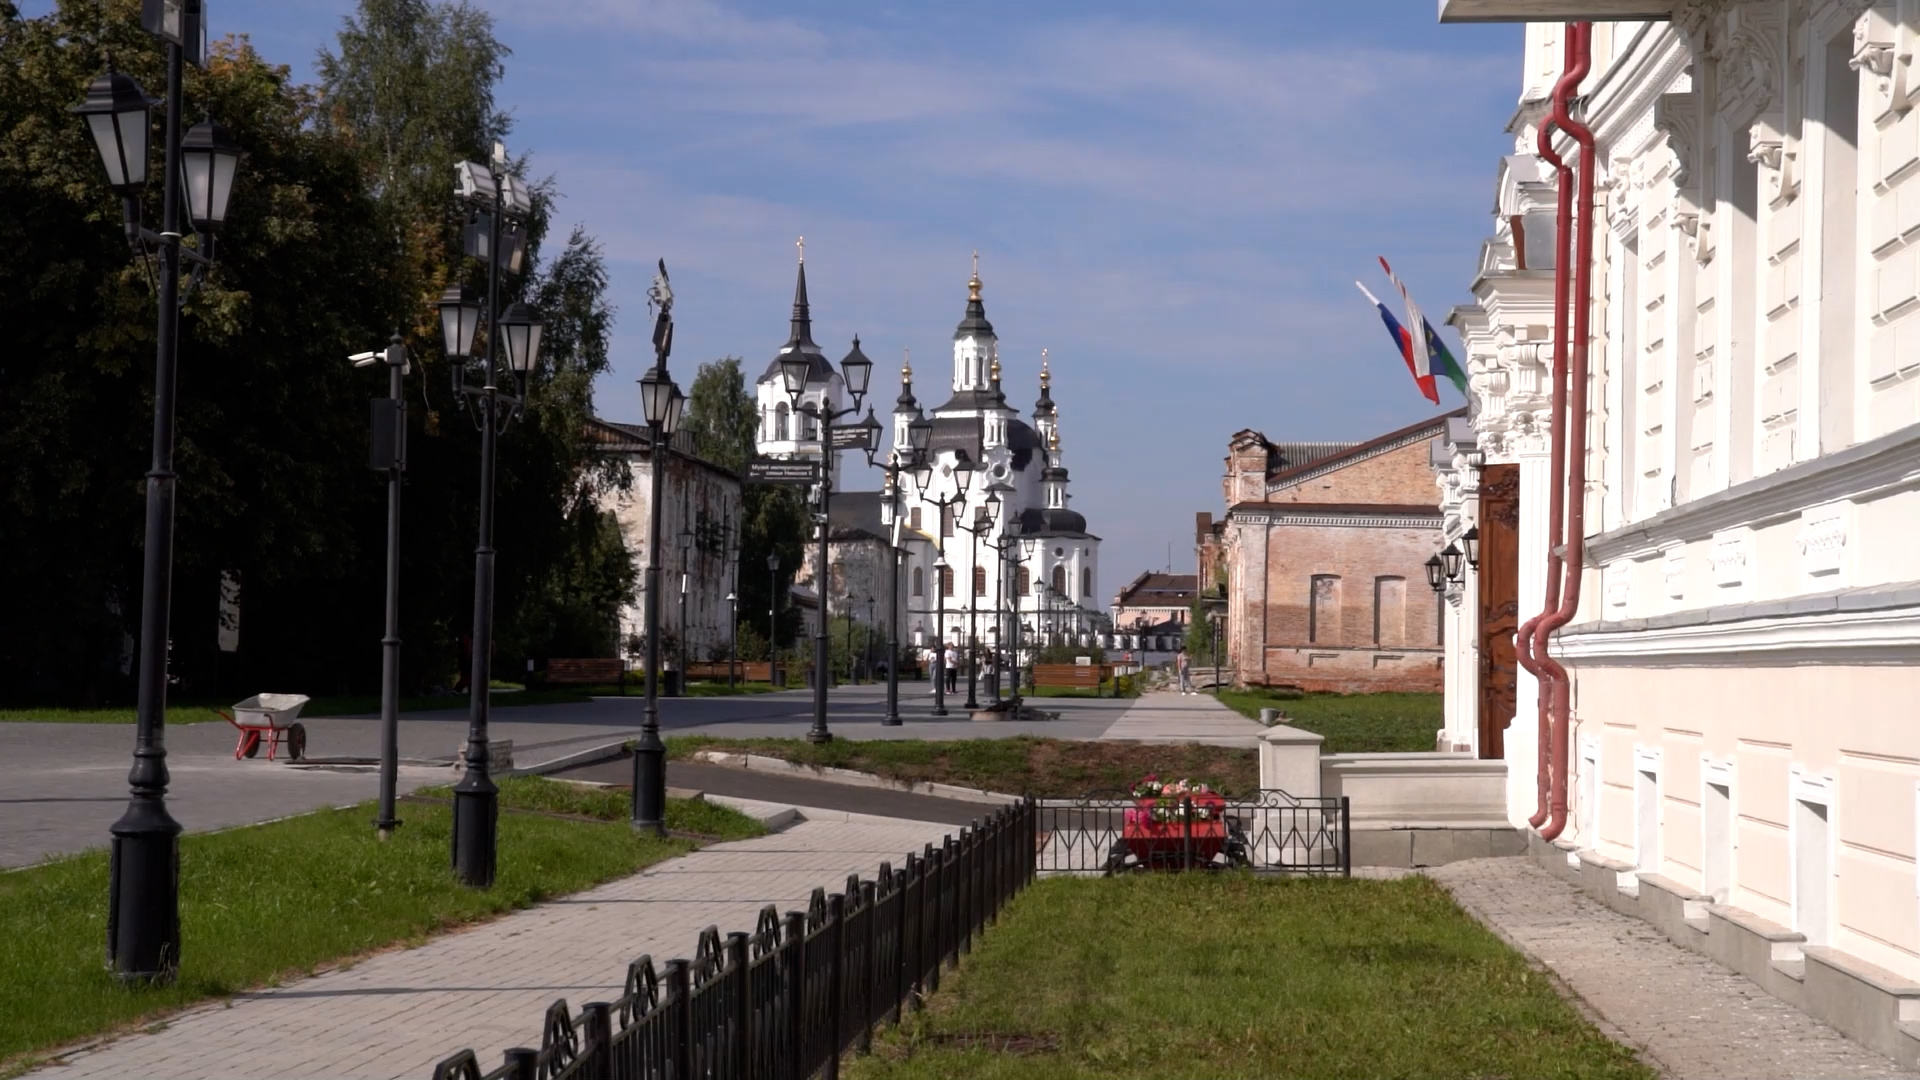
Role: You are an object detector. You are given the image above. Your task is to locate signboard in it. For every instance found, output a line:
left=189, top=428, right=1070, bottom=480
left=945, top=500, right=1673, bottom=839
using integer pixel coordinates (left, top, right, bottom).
left=829, top=426, right=870, bottom=451
left=746, top=459, right=820, bottom=486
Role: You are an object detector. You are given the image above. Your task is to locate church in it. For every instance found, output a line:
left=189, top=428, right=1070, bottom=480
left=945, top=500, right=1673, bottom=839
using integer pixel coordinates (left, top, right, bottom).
left=752, top=252, right=1104, bottom=664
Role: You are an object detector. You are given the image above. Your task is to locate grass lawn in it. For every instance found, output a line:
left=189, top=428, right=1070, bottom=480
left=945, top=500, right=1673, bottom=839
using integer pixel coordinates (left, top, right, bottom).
left=852, top=874, right=1652, bottom=1080
left=668, top=736, right=1258, bottom=797
left=1216, top=690, right=1442, bottom=754
left=0, top=777, right=761, bottom=1073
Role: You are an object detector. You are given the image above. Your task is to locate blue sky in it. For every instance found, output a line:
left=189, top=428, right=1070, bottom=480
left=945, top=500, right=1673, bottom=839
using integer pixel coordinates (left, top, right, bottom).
left=44, top=0, right=1523, bottom=588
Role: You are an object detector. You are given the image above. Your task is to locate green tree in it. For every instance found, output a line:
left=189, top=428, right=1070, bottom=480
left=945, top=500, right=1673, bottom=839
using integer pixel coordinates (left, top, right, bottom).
left=682, top=356, right=807, bottom=650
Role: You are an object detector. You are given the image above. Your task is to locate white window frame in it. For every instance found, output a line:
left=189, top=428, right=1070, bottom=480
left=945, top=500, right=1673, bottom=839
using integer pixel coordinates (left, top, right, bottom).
left=1702, top=755, right=1736, bottom=903
left=1632, top=744, right=1663, bottom=885
left=1789, top=767, right=1836, bottom=948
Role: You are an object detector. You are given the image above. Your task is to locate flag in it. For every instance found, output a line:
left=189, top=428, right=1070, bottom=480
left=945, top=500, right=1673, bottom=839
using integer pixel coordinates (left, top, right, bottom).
left=1355, top=281, right=1435, bottom=404
left=1378, top=256, right=1469, bottom=403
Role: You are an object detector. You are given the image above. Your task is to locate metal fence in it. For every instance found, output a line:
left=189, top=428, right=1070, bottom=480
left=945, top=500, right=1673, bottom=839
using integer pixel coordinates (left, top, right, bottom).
left=429, top=798, right=1037, bottom=1080
left=1034, top=790, right=1351, bottom=876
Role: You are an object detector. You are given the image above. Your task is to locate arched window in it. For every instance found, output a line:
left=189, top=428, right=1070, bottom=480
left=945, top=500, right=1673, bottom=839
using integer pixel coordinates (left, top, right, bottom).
left=912, top=567, right=925, bottom=598
left=1081, top=567, right=1091, bottom=597
left=1051, top=565, right=1066, bottom=596
left=910, top=506, right=923, bottom=532
left=973, top=566, right=987, bottom=597
left=774, top=403, right=789, bottom=441
left=1017, top=567, right=1030, bottom=596
left=940, top=566, right=954, bottom=597
left=800, top=405, right=816, bottom=440
left=941, top=505, right=955, bottom=537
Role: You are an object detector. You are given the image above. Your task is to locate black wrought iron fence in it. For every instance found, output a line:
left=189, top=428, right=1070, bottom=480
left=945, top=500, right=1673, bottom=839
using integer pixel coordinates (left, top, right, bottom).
left=1035, top=789, right=1351, bottom=876
left=428, top=797, right=1037, bottom=1080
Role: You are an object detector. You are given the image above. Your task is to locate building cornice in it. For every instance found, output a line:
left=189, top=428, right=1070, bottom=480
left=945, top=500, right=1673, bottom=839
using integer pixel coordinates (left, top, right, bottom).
left=1555, top=592, right=1920, bottom=665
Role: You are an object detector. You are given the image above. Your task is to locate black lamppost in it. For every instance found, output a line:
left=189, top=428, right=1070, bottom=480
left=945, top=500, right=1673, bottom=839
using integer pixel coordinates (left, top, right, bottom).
left=777, top=337, right=878, bottom=743
left=676, top=520, right=692, bottom=693
left=869, top=400, right=932, bottom=725
left=953, top=490, right=1003, bottom=711
left=78, top=0, right=248, bottom=980
left=840, top=588, right=856, bottom=685
left=630, top=263, right=684, bottom=838
left=725, top=515, right=740, bottom=689
left=864, top=595, right=876, bottom=682
left=352, top=333, right=409, bottom=840
left=768, top=553, right=781, bottom=687
left=440, top=143, right=545, bottom=889
left=913, top=452, right=974, bottom=717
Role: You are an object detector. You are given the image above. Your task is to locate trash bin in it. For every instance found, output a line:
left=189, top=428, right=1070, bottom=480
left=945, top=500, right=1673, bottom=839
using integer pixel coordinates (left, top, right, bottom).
left=1259, top=707, right=1287, bottom=726
left=662, top=671, right=682, bottom=697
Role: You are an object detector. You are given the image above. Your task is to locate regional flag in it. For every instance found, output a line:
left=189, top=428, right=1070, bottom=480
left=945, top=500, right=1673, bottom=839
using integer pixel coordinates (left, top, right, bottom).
left=1378, top=257, right=1469, bottom=403
left=1355, top=281, right=1437, bottom=404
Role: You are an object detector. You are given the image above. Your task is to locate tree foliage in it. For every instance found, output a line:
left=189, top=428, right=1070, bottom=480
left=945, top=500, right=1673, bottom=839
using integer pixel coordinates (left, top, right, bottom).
left=0, top=0, right=629, bottom=703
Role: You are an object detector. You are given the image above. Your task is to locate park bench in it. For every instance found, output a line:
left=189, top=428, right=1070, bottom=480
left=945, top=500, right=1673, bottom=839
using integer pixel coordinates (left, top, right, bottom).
left=1032, top=663, right=1111, bottom=691
left=544, top=657, right=627, bottom=694
left=685, top=661, right=774, bottom=683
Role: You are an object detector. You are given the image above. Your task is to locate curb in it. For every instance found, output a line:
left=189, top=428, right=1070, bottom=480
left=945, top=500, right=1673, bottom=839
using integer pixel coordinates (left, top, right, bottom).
left=509, top=739, right=631, bottom=779
left=689, top=751, right=1021, bottom=807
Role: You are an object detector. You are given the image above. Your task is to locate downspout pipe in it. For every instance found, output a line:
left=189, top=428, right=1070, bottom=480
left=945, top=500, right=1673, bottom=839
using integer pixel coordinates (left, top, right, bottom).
left=1539, top=21, right=1595, bottom=844
left=1518, top=26, right=1580, bottom=830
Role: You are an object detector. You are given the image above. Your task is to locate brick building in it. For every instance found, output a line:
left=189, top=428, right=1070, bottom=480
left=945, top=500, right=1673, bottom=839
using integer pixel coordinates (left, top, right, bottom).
left=1208, top=412, right=1459, bottom=694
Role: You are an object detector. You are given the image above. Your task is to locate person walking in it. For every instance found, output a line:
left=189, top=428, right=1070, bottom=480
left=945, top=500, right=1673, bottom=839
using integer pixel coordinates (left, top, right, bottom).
left=945, top=643, right=960, bottom=693
left=1175, top=646, right=1191, bottom=695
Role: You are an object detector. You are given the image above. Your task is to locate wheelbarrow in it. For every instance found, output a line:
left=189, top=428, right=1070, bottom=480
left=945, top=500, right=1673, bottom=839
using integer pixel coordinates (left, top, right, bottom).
left=218, top=693, right=310, bottom=761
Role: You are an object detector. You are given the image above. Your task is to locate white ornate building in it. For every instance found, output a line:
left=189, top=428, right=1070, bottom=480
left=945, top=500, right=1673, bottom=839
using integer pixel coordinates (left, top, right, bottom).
left=753, top=255, right=1103, bottom=658
left=1435, top=3, right=1920, bottom=1060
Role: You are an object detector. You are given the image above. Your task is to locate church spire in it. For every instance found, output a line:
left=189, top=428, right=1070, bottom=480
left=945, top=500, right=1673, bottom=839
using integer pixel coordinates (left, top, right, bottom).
left=784, top=235, right=819, bottom=353
left=1034, top=347, right=1055, bottom=416
left=953, top=250, right=995, bottom=342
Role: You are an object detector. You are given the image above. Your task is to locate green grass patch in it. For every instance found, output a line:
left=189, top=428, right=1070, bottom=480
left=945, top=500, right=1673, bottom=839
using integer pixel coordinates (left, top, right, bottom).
left=852, top=874, right=1651, bottom=1080
left=0, top=778, right=758, bottom=1072
left=1217, top=690, right=1442, bottom=754
left=412, top=776, right=767, bottom=841
left=668, top=736, right=1257, bottom=797
left=1027, top=676, right=1139, bottom=699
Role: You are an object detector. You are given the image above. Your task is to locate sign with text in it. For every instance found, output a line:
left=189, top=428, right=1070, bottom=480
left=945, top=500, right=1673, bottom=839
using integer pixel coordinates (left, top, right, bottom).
left=746, top=459, right=820, bottom=486
left=829, top=426, right=870, bottom=451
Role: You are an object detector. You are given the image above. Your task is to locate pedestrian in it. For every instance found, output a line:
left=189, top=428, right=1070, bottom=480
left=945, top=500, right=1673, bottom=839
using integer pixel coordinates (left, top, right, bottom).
left=1175, top=646, right=1191, bottom=695
left=926, top=645, right=939, bottom=695
left=945, top=643, right=960, bottom=693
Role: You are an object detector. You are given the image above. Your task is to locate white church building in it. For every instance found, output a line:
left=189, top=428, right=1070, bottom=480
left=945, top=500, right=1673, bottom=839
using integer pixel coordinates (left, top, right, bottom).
left=753, top=255, right=1103, bottom=663
left=1431, top=3, right=1920, bottom=1063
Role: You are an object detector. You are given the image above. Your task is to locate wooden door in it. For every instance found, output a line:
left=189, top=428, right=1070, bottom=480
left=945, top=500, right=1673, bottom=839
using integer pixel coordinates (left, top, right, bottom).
left=1477, top=464, right=1520, bottom=760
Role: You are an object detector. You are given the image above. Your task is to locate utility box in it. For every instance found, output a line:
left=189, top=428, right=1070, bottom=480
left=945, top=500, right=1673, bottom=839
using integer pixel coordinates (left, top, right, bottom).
left=369, top=398, right=406, bottom=471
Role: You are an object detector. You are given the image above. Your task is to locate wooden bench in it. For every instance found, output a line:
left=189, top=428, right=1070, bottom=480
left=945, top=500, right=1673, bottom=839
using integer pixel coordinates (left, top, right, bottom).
left=685, top=661, right=774, bottom=684
left=544, top=658, right=626, bottom=693
left=1032, top=663, right=1111, bottom=691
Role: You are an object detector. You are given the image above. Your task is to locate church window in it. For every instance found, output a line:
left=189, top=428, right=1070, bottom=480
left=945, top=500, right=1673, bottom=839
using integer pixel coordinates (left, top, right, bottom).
left=940, top=565, right=954, bottom=598
left=913, top=567, right=924, bottom=598
left=1051, top=565, right=1066, bottom=596
left=1017, top=567, right=1030, bottom=596
left=1081, top=567, right=1091, bottom=597
left=973, top=566, right=987, bottom=597
left=910, top=507, right=923, bottom=532
left=774, top=403, right=789, bottom=441
left=941, top=505, right=954, bottom=538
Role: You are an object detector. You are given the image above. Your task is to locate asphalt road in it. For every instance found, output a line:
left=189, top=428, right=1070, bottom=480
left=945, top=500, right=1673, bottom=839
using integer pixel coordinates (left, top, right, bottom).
left=0, top=684, right=1129, bottom=866
left=557, top=756, right=998, bottom=828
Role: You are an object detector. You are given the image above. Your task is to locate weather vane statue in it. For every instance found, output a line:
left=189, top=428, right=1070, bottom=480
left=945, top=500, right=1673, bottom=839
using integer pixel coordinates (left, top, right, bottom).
left=649, top=258, right=673, bottom=362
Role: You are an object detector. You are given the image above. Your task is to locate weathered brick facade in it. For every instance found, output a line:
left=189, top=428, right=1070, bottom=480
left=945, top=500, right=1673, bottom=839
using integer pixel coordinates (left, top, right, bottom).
left=1214, top=413, right=1459, bottom=693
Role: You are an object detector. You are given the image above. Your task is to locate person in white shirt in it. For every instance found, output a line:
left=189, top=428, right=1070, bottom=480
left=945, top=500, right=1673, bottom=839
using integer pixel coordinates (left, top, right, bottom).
left=1175, top=647, right=1191, bottom=695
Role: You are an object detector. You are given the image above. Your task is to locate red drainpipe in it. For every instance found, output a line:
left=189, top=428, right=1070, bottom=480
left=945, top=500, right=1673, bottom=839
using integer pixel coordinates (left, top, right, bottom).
left=1539, top=21, right=1595, bottom=843
left=1517, top=27, right=1580, bottom=830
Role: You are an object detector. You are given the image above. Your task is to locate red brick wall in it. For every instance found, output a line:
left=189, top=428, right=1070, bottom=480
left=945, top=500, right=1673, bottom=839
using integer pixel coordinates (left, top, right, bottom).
left=1266, top=437, right=1439, bottom=504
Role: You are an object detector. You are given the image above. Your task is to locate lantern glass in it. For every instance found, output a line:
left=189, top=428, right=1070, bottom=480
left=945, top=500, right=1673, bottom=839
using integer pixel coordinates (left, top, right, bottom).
left=908, top=414, right=933, bottom=454
left=1462, top=526, right=1480, bottom=569
left=840, top=341, right=873, bottom=400
left=953, top=458, right=976, bottom=496
left=1424, top=554, right=1445, bottom=592
left=860, top=408, right=883, bottom=453
left=1441, top=542, right=1463, bottom=583
left=74, top=70, right=156, bottom=193
left=438, top=285, right=481, bottom=358
left=663, top=385, right=686, bottom=436
left=780, top=353, right=811, bottom=398
left=179, top=121, right=243, bottom=230
left=640, top=367, right=674, bottom=428
left=910, top=458, right=934, bottom=492
left=498, top=302, right=543, bottom=374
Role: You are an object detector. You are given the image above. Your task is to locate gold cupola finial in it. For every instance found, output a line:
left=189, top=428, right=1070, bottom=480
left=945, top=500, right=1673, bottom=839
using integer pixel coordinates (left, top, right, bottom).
left=968, top=250, right=982, bottom=301
left=990, top=355, right=1001, bottom=383
left=1040, top=347, right=1050, bottom=388
left=1048, top=418, right=1060, bottom=452
left=796, top=235, right=804, bottom=264
left=901, top=346, right=912, bottom=384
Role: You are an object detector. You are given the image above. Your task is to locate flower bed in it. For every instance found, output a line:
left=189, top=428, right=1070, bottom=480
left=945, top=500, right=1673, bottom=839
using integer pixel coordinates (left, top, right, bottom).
left=1123, top=776, right=1227, bottom=865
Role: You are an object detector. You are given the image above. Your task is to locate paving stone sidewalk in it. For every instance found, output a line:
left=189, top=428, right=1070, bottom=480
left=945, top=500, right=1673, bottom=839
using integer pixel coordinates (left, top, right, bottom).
left=1097, top=689, right=1264, bottom=747
left=1431, top=856, right=1920, bottom=1080
left=27, top=815, right=955, bottom=1080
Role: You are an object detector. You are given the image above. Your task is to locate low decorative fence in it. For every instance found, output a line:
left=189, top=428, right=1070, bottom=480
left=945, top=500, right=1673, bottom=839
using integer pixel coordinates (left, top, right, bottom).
left=429, top=799, right=1037, bottom=1080
left=1035, top=790, right=1351, bottom=876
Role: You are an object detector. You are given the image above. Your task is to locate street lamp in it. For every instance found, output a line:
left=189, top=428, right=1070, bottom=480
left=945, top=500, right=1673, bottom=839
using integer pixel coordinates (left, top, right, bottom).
left=933, top=552, right=950, bottom=714
left=841, top=588, right=857, bottom=686
left=352, top=333, right=410, bottom=841
left=631, top=262, right=683, bottom=838
left=446, top=144, right=545, bottom=886
left=915, top=456, right=976, bottom=716
left=873, top=361, right=931, bottom=726
left=864, top=595, right=876, bottom=682
left=779, top=334, right=876, bottom=744
left=768, top=553, right=782, bottom=687
left=954, top=489, right=1002, bottom=710
left=1424, top=554, right=1446, bottom=595
left=1462, top=526, right=1481, bottom=570
left=78, top=0, right=250, bottom=982
left=1441, top=542, right=1464, bottom=585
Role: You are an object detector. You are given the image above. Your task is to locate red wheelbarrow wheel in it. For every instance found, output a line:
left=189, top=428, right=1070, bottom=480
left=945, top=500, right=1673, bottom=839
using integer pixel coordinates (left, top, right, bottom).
left=286, top=722, right=307, bottom=762
left=241, top=731, right=262, bottom=758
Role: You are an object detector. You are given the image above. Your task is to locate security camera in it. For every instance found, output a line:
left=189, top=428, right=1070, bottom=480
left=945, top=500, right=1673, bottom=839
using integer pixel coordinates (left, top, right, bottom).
left=348, top=351, right=380, bottom=367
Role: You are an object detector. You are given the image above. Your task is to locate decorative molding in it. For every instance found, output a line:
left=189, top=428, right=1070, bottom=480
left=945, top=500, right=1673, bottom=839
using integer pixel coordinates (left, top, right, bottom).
left=1606, top=561, right=1632, bottom=610
left=1710, top=527, right=1752, bottom=592
left=1230, top=512, right=1441, bottom=530
left=1717, top=4, right=1785, bottom=130
left=1653, top=91, right=1701, bottom=191
left=1555, top=603, right=1920, bottom=665
left=1796, top=501, right=1851, bottom=579
left=1663, top=547, right=1688, bottom=600
left=1852, top=7, right=1913, bottom=123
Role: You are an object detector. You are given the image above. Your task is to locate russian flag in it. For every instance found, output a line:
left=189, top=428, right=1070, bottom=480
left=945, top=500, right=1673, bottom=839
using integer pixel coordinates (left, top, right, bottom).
left=1356, top=280, right=1438, bottom=404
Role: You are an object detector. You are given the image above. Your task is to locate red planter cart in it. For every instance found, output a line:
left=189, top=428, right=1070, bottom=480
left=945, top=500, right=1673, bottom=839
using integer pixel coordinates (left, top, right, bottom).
left=1122, top=792, right=1228, bottom=868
